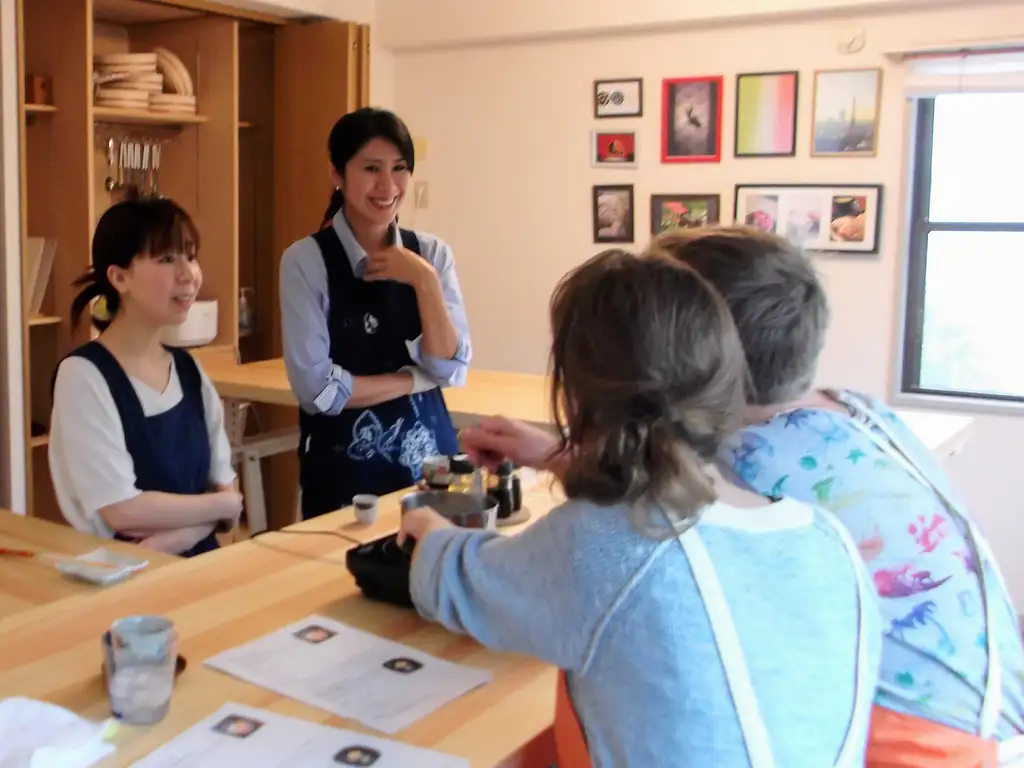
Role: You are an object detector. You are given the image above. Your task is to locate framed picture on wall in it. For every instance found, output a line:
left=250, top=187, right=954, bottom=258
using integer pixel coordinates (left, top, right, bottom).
left=734, top=71, right=799, bottom=157
left=591, top=131, right=638, bottom=168
left=650, top=194, right=721, bottom=235
left=811, top=68, right=883, bottom=157
left=592, top=184, right=635, bottom=243
left=734, top=183, right=883, bottom=253
left=661, top=76, right=723, bottom=163
left=594, top=78, right=643, bottom=118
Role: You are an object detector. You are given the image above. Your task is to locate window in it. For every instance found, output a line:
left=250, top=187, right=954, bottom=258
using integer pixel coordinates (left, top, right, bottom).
left=901, top=90, right=1024, bottom=402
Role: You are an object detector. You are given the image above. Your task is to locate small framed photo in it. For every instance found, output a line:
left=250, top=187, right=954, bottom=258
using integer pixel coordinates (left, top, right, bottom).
left=594, top=78, right=643, bottom=118
left=382, top=657, right=423, bottom=674
left=592, top=184, right=635, bottom=243
left=734, top=71, right=799, bottom=157
left=591, top=131, right=637, bottom=168
left=811, top=68, right=882, bottom=157
left=213, top=715, right=264, bottom=739
left=650, top=194, right=721, bottom=235
left=293, top=624, right=336, bottom=644
left=661, top=76, right=723, bottom=163
left=733, top=183, right=883, bottom=254
left=334, top=745, right=382, bottom=765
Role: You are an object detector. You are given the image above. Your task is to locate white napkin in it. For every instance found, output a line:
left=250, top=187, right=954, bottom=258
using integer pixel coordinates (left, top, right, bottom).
left=0, top=697, right=116, bottom=768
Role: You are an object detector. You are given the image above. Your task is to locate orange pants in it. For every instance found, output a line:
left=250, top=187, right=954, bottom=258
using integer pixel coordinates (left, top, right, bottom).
left=867, top=706, right=999, bottom=768
left=554, top=671, right=590, bottom=768
left=554, top=673, right=1000, bottom=768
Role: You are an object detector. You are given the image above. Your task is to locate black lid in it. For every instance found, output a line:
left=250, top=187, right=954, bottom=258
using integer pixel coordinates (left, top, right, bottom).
left=497, top=460, right=514, bottom=476
left=449, top=454, right=474, bottom=474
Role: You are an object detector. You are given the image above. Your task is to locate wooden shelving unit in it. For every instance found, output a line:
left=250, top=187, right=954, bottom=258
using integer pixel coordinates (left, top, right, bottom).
left=93, top=106, right=209, bottom=125
left=27, top=315, right=61, bottom=326
left=14, top=0, right=371, bottom=522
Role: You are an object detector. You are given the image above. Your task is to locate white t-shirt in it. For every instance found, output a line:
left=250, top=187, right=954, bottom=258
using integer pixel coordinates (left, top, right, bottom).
left=48, top=353, right=237, bottom=538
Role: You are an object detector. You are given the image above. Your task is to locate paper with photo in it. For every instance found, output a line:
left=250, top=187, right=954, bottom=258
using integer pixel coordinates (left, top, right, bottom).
left=203, top=616, right=492, bottom=734
left=130, top=702, right=470, bottom=767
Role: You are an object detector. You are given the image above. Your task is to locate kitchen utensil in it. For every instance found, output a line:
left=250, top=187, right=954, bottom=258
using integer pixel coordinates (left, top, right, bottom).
left=104, top=137, right=116, bottom=192
left=400, top=489, right=498, bottom=530
left=102, top=615, right=176, bottom=725
left=151, top=142, right=161, bottom=196
left=116, top=139, right=126, bottom=191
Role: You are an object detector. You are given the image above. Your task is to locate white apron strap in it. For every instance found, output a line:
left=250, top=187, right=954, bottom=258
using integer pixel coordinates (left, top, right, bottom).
left=825, top=389, right=1004, bottom=739
left=1000, top=734, right=1024, bottom=766
left=817, top=503, right=876, bottom=768
left=677, top=528, right=777, bottom=768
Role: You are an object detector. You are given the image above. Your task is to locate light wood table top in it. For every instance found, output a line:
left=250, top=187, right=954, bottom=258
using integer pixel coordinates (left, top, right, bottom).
left=196, top=351, right=553, bottom=426
left=196, top=352, right=975, bottom=451
left=0, top=482, right=562, bottom=767
left=0, top=510, right=179, bottom=618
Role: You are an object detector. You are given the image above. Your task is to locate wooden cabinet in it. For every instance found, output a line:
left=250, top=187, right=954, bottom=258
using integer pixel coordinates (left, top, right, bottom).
left=14, top=0, right=370, bottom=520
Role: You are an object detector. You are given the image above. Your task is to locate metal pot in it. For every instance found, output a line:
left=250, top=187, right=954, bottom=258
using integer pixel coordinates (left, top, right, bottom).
left=400, top=490, right=497, bottom=530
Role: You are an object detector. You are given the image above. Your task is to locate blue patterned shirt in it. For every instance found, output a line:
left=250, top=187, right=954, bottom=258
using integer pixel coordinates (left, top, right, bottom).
left=717, top=390, right=1024, bottom=738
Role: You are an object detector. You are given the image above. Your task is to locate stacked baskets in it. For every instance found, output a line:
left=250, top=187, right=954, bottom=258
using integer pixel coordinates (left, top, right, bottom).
left=93, top=48, right=196, bottom=116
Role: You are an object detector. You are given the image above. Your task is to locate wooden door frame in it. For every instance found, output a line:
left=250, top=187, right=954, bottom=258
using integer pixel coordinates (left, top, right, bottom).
left=0, top=0, right=26, bottom=513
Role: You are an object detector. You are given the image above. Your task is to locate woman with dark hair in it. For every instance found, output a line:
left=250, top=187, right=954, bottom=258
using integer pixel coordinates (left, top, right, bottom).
left=48, top=196, right=242, bottom=556
left=280, top=107, right=470, bottom=520
left=402, top=249, right=880, bottom=768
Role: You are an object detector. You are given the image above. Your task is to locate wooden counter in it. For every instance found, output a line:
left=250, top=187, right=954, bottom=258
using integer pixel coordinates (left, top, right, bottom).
left=0, top=483, right=562, bottom=767
left=196, top=351, right=552, bottom=427
left=0, top=510, right=179, bottom=618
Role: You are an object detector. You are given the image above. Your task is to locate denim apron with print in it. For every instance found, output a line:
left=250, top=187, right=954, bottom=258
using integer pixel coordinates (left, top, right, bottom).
left=297, top=226, right=458, bottom=520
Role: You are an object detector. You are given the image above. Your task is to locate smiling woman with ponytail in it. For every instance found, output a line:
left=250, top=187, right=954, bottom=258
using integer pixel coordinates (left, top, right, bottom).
left=280, top=107, right=472, bottom=520
left=48, top=196, right=243, bottom=557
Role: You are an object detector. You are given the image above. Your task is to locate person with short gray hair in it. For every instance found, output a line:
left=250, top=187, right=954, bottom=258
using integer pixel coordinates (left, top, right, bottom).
left=653, top=225, right=1024, bottom=766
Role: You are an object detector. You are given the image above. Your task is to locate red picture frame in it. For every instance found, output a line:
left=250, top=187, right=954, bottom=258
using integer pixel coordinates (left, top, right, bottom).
left=661, top=76, right=724, bottom=163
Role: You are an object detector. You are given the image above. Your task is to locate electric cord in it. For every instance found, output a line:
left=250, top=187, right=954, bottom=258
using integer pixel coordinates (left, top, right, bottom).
left=249, top=527, right=368, bottom=548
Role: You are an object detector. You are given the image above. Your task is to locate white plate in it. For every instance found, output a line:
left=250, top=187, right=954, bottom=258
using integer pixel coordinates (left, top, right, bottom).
left=55, top=547, right=149, bottom=587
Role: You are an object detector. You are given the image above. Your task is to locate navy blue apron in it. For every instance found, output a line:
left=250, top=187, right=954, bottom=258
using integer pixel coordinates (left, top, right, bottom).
left=298, top=226, right=460, bottom=519
left=58, top=342, right=219, bottom=557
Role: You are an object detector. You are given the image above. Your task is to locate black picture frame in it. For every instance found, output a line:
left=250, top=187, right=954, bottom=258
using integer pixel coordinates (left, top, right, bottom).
left=650, top=194, right=721, bottom=235
left=592, top=184, right=635, bottom=244
left=733, top=183, right=884, bottom=254
left=733, top=70, right=799, bottom=158
left=594, top=78, right=643, bottom=119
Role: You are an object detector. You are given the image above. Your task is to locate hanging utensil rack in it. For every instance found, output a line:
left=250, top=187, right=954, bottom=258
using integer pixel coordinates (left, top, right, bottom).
left=95, top=127, right=176, bottom=199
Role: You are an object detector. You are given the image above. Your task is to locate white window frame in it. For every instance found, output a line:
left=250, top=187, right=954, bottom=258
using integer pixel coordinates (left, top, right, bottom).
left=890, top=45, right=1024, bottom=417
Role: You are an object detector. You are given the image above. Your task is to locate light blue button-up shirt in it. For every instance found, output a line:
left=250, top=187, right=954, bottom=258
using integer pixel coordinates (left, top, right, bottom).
left=279, top=212, right=472, bottom=415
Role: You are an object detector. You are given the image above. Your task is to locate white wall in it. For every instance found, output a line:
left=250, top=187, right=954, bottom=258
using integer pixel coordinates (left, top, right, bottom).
left=376, top=0, right=1000, bottom=49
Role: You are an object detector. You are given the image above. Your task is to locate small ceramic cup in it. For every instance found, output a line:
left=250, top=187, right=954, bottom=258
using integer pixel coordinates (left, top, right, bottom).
left=352, top=494, right=379, bottom=525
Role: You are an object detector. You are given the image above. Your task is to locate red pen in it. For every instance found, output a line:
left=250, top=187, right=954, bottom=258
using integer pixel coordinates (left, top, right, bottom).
left=0, top=548, right=36, bottom=558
